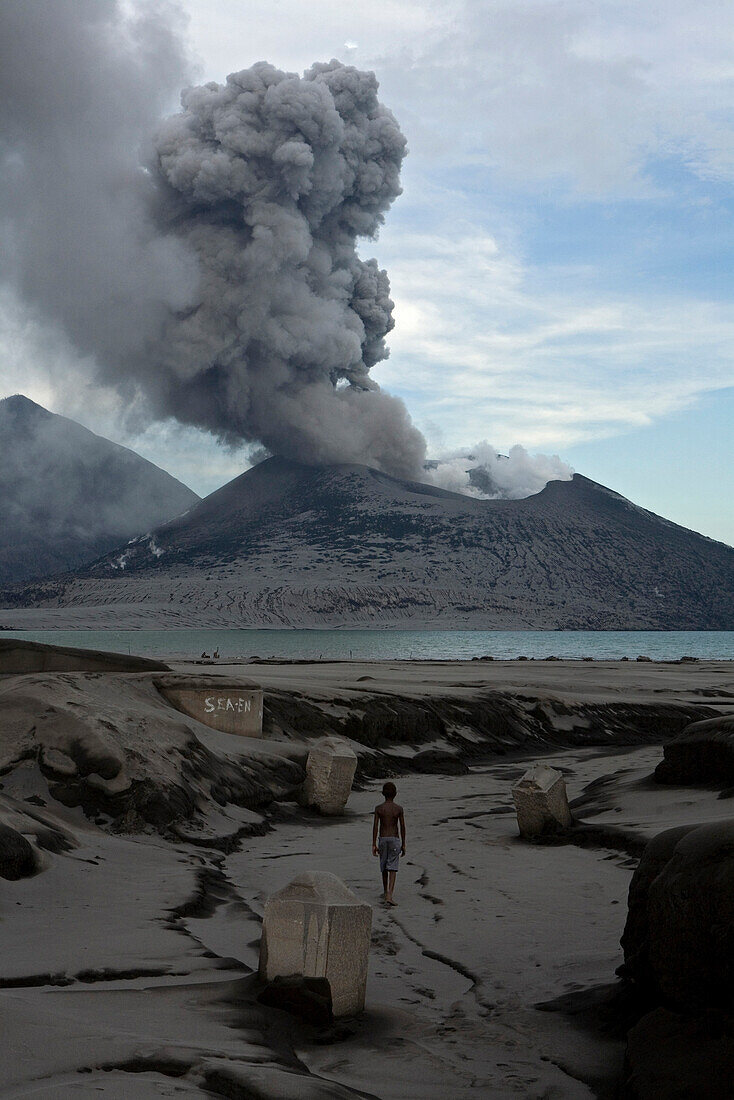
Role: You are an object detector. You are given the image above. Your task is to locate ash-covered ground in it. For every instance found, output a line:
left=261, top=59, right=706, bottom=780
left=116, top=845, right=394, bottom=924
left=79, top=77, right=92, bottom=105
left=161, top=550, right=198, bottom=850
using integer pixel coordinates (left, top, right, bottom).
left=2, top=654, right=733, bottom=1097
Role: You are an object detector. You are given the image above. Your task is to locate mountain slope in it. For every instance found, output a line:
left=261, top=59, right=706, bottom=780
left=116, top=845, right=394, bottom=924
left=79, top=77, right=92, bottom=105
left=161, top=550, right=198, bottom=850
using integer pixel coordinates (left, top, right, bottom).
left=4, top=455, right=732, bottom=629
left=0, top=395, right=199, bottom=584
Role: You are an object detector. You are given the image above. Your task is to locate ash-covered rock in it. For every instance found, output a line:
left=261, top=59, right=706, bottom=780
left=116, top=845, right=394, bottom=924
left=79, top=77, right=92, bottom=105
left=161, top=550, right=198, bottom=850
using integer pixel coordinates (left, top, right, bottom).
left=0, top=823, right=36, bottom=880
left=656, top=713, right=734, bottom=787
left=620, top=820, right=734, bottom=1097
left=620, top=820, right=734, bottom=1012
left=0, top=671, right=304, bottom=836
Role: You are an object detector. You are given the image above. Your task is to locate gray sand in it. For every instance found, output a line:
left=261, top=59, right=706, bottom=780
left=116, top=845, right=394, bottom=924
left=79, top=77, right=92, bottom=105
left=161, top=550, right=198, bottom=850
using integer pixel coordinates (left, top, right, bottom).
left=1, top=659, right=732, bottom=1096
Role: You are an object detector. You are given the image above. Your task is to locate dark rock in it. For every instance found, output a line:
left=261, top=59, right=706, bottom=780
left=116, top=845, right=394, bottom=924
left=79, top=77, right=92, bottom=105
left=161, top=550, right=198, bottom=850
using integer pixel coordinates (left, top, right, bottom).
left=9, top=454, right=734, bottom=630
left=258, top=975, right=333, bottom=1028
left=656, top=714, right=734, bottom=787
left=0, top=394, right=198, bottom=586
left=0, top=823, right=37, bottom=879
left=624, top=1007, right=734, bottom=1099
left=410, top=749, right=469, bottom=775
left=636, top=656, right=652, bottom=662
left=620, top=820, right=734, bottom=1013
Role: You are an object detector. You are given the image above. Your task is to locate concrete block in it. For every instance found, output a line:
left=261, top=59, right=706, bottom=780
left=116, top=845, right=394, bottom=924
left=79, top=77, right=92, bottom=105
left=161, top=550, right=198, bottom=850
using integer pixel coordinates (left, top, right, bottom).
left=259, top=871, right=372, bottom=1017
left=512, top=763, right=572, bottom=838
left=154, top=675, right=263, bottom=736
left=302, top=737, right=357, bottom=815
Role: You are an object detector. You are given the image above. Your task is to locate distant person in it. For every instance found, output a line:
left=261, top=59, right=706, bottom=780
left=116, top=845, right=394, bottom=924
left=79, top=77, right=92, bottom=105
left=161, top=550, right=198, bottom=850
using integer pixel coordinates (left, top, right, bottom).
left=372, top=782, right=406, bottom=905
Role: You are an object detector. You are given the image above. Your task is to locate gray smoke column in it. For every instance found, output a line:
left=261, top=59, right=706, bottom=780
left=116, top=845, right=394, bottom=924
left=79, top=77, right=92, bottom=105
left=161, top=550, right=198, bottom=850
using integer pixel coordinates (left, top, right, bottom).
left=144, top=60, right=425, bottom=475
left=0, top=1, right=425, bottom=478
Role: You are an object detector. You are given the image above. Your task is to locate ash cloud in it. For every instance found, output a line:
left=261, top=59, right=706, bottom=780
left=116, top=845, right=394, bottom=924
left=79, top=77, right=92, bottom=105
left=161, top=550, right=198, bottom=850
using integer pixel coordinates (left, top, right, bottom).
left=0, top=2, right=425, bottom=478
left=0, top=2, right=566, bottom=497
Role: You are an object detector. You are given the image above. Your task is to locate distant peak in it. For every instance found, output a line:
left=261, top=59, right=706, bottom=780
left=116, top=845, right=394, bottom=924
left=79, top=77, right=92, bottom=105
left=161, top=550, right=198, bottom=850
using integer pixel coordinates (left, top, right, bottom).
left=0, top=393, right=51, bottom=418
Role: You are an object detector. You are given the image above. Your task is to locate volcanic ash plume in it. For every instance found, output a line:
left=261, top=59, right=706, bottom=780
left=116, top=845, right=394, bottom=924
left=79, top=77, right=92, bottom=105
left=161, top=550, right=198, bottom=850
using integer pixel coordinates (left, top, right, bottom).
left=144, top=60, right=425, bottom=477
left=0, top=0, right=425, bottom=479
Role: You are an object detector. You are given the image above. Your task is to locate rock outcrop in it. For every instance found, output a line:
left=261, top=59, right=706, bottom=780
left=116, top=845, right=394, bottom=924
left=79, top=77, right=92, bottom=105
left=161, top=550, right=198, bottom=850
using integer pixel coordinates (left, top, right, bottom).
left=624, top=1007, right=734, bottom=1100
left=656, top=713, right=734, bottom=787
left=620, top=821, right=734, bottom=1096
left=621, top=820, right=734, bottom=1012
left=0, top=822, right=36, bottom=880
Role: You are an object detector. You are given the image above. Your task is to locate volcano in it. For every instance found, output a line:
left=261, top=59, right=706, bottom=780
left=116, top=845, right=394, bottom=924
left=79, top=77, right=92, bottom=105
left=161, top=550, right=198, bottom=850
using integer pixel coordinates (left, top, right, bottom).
left=3, top=454, right=732, bottom=629
left=0, top=395, right=198, bottom=585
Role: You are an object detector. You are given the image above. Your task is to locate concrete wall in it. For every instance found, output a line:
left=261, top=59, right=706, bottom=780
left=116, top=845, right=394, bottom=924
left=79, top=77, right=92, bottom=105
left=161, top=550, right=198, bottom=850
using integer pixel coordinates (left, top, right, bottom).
left=155, top=675, right=263, bottom=736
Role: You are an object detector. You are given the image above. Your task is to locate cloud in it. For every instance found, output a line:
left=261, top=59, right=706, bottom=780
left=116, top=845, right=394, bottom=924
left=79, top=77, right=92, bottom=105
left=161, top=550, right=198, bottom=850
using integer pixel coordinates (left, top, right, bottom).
left=374, top=227, right=734, bottom=448
left=181, top=0, right=734, bottom=195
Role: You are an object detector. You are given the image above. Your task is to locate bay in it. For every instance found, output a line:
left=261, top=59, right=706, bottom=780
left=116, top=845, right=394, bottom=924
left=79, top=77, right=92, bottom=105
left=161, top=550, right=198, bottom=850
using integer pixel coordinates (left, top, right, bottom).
left=2, top=628, right=734, bottom=661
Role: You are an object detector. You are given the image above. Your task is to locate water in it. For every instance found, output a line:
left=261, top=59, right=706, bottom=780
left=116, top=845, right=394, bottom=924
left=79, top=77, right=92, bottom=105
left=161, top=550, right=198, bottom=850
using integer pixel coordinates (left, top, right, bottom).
left=2, top=628, right=734, bottom=661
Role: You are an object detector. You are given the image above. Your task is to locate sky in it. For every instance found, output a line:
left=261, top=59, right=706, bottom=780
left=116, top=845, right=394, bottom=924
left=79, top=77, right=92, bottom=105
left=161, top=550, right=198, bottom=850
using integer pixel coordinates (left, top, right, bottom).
left=2, top=0, right=734, bottom=544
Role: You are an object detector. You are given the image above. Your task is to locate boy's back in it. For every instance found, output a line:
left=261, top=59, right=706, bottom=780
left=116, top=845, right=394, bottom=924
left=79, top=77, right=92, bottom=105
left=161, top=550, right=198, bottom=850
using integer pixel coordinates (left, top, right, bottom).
left=375, top=799, right=403, bottom=837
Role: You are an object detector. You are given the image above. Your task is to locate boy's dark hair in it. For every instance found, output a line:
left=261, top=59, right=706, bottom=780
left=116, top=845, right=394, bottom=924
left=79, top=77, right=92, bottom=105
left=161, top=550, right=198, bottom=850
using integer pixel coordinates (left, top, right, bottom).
left=382, top=782, right=397, bottom=799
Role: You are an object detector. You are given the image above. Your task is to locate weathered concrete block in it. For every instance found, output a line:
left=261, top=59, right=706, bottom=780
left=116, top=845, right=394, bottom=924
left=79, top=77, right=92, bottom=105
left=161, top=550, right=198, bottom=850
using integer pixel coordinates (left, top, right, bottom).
left=154, top=675, right=263, bottom=736
left=302, top=737, right=357, bottom=815
left=512, top=763, right=572, bottom=838
left=259, top=871, right=372, bottom=1017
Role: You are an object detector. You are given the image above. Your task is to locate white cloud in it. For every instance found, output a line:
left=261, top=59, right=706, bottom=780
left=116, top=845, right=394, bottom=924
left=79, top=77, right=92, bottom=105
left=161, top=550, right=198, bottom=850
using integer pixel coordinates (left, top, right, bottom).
left=181, top=0, right=734, bottom=193
left=373, top=228, right=734, bottom=448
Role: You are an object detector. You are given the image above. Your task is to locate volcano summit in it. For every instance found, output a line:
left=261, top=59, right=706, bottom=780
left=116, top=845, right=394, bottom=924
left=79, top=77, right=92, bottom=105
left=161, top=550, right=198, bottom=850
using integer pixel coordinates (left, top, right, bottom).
left=4, top=456, right=732, bottom=630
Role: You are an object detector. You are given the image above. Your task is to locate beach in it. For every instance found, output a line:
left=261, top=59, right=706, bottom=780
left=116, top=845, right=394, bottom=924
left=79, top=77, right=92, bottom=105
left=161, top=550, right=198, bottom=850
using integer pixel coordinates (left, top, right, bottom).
left=1, top=657, right=733, bottom=1097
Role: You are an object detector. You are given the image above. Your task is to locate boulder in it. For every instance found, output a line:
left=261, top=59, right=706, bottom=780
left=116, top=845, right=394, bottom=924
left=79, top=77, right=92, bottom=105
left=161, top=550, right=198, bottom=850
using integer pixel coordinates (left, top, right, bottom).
left=621, top=820, right=734, bottom=1013
left=0, top=823, right=37, bottom=880
left=512, top=764, right=572, bottom=838
left=656, top=713, right=734, bottom=787
left=624, top=1007, right=734, bottom=1100
left=259, top=871, right=372, bottom=1017
left=302, top=737, right=357, bottom=815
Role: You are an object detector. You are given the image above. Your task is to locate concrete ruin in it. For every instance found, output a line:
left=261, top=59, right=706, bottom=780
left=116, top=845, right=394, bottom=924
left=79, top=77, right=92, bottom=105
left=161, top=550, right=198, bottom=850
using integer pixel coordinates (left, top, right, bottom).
left=302, top=737, right=357, bottom=815
left=154, top=675, right=263, bottom=736
left=0, top=637, right=169, bottom=675
left=259, top=871, right=372, bottom=1017
left=512, top=763, right=572, bottom=838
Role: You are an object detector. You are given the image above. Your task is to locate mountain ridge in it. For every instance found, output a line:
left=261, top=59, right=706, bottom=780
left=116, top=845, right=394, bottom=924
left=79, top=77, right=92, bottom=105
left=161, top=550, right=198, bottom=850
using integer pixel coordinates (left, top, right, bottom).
left=0, top=394, right=199, bottom=585
left=3, top=455, right=732, bottom=629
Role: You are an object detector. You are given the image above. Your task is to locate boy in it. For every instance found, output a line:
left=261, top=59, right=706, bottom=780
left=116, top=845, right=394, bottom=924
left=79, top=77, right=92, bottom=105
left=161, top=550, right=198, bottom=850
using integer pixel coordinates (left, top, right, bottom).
left=372, top=782, right=406, bottom=905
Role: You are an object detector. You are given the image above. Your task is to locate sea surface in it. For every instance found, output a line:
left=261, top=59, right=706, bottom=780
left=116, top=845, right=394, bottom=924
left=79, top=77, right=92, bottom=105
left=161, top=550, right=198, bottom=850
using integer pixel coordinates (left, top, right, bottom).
left=3, top=629, right=734, bottom=661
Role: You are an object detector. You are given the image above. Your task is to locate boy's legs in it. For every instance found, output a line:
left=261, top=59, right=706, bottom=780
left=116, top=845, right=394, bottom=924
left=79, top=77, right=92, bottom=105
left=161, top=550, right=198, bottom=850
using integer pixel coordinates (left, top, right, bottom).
left=385, top=869, right=397, bottom=904
left=381, top=869, right=388, bottom=896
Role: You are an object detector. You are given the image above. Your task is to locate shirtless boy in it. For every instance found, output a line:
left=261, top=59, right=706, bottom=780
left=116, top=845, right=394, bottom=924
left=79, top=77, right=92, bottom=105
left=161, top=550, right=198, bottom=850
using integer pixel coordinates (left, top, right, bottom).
left=372, top=782, right=406, bottom=905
